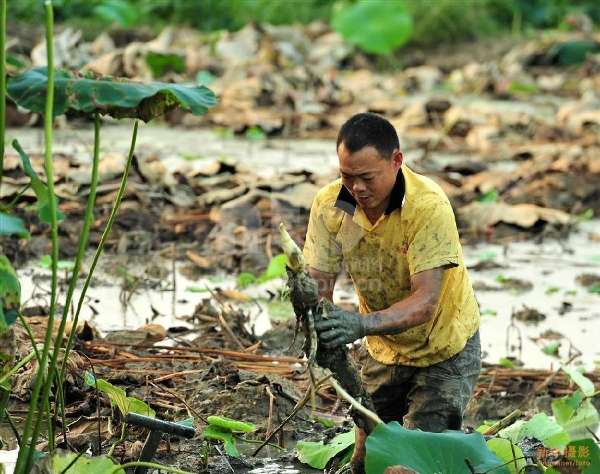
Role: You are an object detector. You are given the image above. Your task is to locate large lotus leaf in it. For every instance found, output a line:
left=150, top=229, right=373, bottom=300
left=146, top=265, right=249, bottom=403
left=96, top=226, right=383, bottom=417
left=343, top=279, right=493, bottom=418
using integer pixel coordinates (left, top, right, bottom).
left=7, top=67, right=217, bottom=122
left=498, top=413, right=570, bottom=450
left=296, top=430, right=355, bottom=469
left=331, top=0, right=413, bottom=55
left=52, top=452, right=124, bottom=474
left=365, top=422, right=508, bottom=474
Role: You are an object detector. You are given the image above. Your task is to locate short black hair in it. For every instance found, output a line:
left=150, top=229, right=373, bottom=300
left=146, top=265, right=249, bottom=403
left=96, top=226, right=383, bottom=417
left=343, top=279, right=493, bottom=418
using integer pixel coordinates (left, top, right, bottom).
left=336, top=112, right=400, bottom=159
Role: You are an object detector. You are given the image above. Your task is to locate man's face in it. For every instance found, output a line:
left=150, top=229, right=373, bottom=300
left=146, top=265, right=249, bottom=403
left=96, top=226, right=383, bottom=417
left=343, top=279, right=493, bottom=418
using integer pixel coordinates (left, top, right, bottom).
left=337, top=142, right=403, bottom=213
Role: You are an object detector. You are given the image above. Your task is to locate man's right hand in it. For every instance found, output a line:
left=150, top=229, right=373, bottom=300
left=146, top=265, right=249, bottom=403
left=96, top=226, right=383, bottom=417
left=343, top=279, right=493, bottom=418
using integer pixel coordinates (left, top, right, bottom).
left=315, top=305, right=365, bottom=349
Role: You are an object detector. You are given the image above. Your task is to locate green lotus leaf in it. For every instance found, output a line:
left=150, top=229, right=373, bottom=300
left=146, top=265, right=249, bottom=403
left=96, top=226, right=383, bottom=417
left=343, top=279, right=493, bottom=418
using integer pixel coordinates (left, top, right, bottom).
left=206, top=415, right=255, bottom=433
left=296, top=430, right=355, bottom=469
left=202, top=425, right=239, bottom=457
left=7, top=67, right=217, bottom=122
left=365, top=422, right=508, bottom=474
left=331, top=0, right=412, bottom=55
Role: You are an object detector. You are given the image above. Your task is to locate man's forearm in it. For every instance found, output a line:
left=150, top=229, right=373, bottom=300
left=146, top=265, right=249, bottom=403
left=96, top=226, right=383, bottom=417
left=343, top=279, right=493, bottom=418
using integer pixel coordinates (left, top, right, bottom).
left=362, top=289, right=437, bottom=336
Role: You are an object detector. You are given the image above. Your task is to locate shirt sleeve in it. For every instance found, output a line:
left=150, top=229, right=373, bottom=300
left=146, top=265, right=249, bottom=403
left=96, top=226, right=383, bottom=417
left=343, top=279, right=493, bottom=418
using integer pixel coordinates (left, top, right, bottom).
left=407, top=197, right=461, bottom=275
left=302, top=193, right=343, bottom=275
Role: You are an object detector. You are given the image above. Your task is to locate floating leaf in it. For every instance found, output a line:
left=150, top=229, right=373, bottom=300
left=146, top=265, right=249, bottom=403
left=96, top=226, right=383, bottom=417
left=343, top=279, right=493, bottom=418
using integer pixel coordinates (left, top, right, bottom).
left=507, top=81, right=539, bottom=95
left=481, top=309, right=497, bottom=317
left=52, top=451, right=124, bottom=474
left=479, top=189, right=499, bottom=203
left=202, top=425, right=239, bottom=457
left=296, top=430, right=355, bottom=469
left=207, top=415, right=255, bottom=433
left=486, top=438, right=526, bottom=474
left=542, top=341, right=561, bottom=356
left=245, top=126, right=266, bottom=140
left=365, top=422, right=507, bottom=473
left=499, top=357, right=514, bottom=369
left=7, top=67, right=217, bottom=122
left=12, top=139, right=65, bottom=224
left=0, top=212, right=28, bottom=238
left=561, top=366, right=595, bottom=397
left=332, top=0, right=413, bottom=55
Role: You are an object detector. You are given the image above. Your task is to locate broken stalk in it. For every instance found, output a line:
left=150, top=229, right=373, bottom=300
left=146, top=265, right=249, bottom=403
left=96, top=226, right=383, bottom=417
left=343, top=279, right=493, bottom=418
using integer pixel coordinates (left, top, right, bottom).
left=279, top=223, right=377, bottom=433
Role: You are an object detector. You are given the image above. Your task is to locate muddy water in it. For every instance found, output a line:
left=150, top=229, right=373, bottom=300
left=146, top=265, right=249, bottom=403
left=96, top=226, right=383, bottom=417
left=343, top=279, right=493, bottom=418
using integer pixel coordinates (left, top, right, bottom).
left=467, top=220, right=600, bottom=369
left=10, top=123, right=600, bottom=371
left=17, top=221, right=600, bottom=371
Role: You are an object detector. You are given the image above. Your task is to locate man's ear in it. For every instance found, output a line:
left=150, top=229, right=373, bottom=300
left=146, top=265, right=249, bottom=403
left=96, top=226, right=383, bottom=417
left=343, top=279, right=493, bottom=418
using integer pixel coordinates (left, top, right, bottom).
left=392, top=149, right=403, bottom=169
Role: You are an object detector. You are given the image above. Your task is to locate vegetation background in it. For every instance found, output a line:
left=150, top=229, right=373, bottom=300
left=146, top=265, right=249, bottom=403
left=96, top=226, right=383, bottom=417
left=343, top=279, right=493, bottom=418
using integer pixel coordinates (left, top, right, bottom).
left=9, top=0, right=600, bottom=47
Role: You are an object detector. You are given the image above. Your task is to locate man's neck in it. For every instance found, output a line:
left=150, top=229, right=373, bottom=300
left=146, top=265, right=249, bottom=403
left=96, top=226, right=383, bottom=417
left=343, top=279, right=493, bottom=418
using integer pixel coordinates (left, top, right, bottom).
left=363, top=196, right=391, bottom=225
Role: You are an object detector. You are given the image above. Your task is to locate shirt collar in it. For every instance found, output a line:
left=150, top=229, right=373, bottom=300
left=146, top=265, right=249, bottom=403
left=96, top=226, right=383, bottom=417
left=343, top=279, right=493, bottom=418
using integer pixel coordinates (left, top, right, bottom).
left=334, top=167, right=406, bottom=216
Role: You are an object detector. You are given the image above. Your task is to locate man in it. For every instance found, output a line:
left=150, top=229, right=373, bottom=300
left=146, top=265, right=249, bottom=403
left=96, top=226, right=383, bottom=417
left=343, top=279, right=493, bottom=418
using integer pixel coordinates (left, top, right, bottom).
left=302, top=113, right=481, bottom=472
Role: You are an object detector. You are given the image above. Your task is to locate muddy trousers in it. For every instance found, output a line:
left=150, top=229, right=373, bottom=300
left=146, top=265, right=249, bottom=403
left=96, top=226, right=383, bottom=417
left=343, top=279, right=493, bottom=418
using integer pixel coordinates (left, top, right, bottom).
left=351, top=331, right=481, bottom=472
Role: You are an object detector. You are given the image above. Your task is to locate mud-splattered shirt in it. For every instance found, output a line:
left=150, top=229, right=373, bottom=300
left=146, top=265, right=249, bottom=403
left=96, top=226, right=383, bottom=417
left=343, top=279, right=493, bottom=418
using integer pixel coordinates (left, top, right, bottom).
left=303, top=165, right=480, bottom=367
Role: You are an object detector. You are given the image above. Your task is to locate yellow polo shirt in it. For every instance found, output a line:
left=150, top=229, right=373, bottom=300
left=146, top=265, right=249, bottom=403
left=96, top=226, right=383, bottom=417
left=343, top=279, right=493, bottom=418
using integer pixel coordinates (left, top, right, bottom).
left=303, top=165, right=480, bottom=367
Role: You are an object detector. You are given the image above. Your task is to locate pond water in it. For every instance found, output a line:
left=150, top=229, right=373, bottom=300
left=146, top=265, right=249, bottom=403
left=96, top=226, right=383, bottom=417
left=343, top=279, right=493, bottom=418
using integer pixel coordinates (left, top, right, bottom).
left=16, top=219, right=600, bottom=371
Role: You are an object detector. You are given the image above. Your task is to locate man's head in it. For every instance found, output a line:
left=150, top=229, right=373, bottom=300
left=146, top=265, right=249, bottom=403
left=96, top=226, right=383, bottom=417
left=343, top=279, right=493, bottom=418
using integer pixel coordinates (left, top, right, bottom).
left=336, top=113, right=403, bottom=214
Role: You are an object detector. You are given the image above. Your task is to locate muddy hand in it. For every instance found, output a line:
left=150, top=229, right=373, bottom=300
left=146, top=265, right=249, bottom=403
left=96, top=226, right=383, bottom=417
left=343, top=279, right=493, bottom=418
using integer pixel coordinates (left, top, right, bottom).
left=314, top=306, right=365, bottom=349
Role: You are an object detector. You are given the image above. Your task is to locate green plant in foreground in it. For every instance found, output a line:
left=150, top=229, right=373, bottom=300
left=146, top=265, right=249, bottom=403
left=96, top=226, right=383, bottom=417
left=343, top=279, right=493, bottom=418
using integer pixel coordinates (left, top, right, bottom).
left=0, top=1, right=216, bottom=471
left=296, top=366, right=599, bottom=472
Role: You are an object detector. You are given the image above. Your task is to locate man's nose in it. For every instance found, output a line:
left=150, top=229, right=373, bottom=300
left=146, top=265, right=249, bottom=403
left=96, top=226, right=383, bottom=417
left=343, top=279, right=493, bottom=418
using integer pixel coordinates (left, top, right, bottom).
left=353, top=180, right=366, bottom=193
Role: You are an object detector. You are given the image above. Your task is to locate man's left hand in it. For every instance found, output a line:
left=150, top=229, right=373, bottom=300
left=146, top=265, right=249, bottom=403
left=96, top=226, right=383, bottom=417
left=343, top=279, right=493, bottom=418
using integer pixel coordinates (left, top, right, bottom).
left=314, top=306, right=366, bottom=349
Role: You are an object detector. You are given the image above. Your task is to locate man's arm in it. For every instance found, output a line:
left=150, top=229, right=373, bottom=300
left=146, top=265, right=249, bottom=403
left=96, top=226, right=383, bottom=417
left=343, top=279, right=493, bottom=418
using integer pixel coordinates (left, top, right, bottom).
left=363, top=267, right=445, bottom=336
left=308, top=266, right=337, bottom=302
left=315, top=267, right=446, bottom=348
